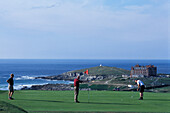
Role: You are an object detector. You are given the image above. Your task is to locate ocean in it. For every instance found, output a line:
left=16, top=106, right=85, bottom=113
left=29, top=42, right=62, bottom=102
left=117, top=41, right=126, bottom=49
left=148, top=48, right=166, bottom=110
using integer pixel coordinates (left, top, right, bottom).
left=0, top=59, right=169, bottom=90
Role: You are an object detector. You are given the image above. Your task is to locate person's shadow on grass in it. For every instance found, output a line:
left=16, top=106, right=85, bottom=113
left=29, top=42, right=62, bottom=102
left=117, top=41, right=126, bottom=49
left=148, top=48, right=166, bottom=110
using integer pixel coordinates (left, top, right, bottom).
left=17, top=99, right=64, bottom=103
left=80, top=102, right=136, bottom=105
left=16, top=99, right=136, bottom=105
left=145, top=99, right=170, bottom=102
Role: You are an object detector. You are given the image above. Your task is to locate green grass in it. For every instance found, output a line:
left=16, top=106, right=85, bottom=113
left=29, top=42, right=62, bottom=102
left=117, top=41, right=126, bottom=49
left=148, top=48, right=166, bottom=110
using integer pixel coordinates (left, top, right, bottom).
left=0, top=90, right=170, bottom=113
left=73, top=84, right=116, bottom=91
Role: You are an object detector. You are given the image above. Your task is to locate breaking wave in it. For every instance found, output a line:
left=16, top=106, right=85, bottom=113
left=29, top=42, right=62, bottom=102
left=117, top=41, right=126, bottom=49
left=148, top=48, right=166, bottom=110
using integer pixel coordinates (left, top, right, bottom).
left=0, top=83, right=49, bottom=90
left=15, top=76, right=35, bottom=80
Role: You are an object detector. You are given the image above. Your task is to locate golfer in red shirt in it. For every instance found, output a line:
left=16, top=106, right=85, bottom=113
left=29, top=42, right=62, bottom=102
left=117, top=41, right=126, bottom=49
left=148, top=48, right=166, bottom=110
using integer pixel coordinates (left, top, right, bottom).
left=74, top=76, right=83, bottom=103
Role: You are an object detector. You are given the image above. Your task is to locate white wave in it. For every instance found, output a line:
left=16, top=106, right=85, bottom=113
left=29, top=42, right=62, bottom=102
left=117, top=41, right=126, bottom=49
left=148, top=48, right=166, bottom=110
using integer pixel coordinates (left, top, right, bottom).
left=0, top=78, right=74, bottom=91
left=68, top=81, right=74, bottom=84
left=14, top=84, right=32, bottom=90
left=46, top=79, right=58, bottom=81
left=15, top=76, right=35, bottom=80
left=0, top=83, right=49, bottom=91
left=15, top=83, right=49, bottom=90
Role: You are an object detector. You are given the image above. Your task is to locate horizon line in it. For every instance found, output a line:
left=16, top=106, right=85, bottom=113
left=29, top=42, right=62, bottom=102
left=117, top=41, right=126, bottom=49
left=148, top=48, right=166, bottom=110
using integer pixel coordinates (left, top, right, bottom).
left=0, top=58, right=169, bottom=60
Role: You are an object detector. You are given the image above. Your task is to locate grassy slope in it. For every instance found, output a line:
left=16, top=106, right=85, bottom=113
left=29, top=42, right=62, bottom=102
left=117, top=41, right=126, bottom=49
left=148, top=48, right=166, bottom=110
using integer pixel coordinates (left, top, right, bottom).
left=0, top=91, right=27, bottom=113
left=0, top=101, right=27, bottom=113
left=0, top=90, right=170, bottom=113
left=69, top=66, right=130, bottom=76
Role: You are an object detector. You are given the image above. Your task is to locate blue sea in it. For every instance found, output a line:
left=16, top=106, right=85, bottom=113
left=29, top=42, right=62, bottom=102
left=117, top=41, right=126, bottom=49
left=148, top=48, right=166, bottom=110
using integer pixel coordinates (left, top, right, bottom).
left=0, top=59, right=169, bottom=90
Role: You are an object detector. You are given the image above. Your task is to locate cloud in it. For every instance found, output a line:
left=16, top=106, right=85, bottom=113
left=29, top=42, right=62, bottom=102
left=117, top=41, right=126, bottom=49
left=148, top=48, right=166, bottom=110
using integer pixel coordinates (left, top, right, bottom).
left=0, top=0, right=169, bottom=59
left=0, top=0, right=168, bottom=37
left=31, top=2, right=60, bottom=9
left=124, top=5, right=151, bottom=12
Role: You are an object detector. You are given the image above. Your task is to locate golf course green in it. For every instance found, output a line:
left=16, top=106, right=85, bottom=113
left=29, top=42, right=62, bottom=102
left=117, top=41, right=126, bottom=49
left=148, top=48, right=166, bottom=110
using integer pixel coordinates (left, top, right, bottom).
left=0, top=90, right=170, bottom=113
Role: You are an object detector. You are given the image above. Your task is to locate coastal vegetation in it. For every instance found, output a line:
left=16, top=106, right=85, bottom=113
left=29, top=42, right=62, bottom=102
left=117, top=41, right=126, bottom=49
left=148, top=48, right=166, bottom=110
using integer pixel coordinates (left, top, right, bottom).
left=69, top=66, right=130, bottom=76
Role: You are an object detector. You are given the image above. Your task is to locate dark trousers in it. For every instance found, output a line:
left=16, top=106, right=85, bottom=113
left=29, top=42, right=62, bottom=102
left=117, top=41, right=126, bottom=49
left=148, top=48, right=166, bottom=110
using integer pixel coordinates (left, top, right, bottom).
left=140, top=85, right=145, bottom=93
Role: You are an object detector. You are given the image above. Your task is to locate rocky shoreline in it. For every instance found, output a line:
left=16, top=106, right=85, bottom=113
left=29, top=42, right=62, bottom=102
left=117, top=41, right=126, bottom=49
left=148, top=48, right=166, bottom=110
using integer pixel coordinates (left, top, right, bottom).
left=21, top=84, right=73, bottom=91
left=35, top=74, right=75, bottom=81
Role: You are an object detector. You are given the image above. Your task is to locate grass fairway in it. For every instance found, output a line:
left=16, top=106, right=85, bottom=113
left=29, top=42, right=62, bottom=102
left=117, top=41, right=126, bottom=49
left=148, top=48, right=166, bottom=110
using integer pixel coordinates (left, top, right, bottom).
left=0, top=90, right=170, bottom=113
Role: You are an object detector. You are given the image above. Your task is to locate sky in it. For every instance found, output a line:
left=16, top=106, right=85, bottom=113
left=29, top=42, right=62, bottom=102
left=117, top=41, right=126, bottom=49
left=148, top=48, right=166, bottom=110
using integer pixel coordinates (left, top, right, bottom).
left=0, top=0, right=169, bottom=59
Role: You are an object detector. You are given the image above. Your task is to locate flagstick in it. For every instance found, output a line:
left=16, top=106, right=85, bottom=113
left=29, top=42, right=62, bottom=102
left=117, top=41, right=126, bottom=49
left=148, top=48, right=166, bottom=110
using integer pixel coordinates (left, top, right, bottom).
left=84, top=70, right=89, bottom=103
left=88, top=81, right=89, bottom=103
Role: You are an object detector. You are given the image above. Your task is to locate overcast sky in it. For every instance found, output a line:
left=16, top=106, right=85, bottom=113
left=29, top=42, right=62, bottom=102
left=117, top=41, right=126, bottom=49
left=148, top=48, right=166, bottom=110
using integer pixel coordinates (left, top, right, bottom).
left=0, top=0, right=169, bottom=59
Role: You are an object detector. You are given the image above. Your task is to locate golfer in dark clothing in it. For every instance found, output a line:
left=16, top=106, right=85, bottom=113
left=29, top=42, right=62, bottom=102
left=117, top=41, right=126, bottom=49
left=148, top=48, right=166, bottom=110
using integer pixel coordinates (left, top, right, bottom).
left=135, top=80, right=145, bottom=100
left=7, top=74, right=14, bottom=100
left=74, top=76, right=83, bottom=103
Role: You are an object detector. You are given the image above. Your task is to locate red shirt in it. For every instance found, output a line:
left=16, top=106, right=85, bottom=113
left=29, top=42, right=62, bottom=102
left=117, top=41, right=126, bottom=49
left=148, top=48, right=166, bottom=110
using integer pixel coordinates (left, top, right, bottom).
left=74, top=78, right=82, bottom=87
